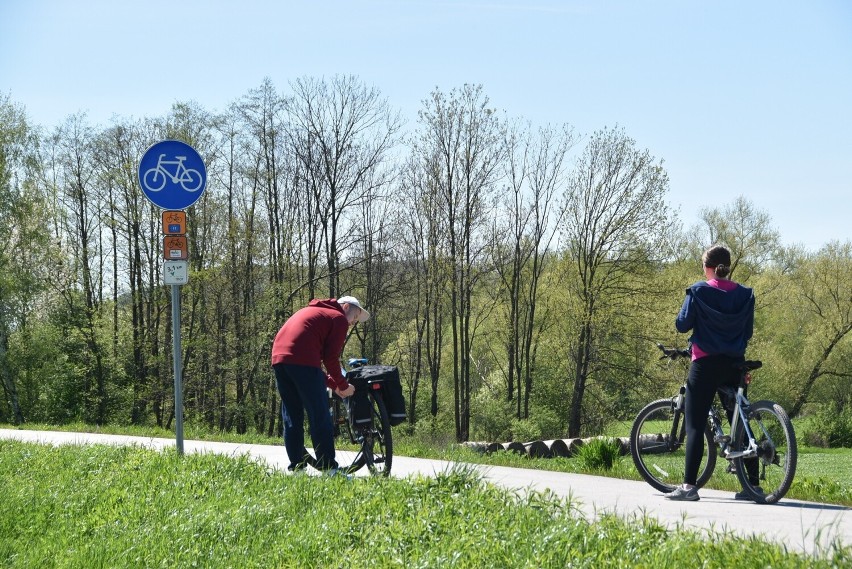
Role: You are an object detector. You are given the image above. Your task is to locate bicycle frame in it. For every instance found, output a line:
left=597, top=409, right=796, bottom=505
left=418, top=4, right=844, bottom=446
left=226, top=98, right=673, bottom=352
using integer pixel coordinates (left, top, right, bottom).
left=155, top=154, right=192, bottom=183
left=714, top=386, right=759, bottom=460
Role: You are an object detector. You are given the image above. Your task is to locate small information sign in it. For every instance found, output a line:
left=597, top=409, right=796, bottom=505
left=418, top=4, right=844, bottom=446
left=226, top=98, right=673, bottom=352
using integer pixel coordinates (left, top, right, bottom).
left=164, top=260, right=189, bottom=285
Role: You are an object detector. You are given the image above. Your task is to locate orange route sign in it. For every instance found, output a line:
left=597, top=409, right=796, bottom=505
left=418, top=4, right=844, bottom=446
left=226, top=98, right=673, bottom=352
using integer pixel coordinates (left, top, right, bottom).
left=163, top=236, right=188, bottom=260
left=162, top=210, right=187, bottom=235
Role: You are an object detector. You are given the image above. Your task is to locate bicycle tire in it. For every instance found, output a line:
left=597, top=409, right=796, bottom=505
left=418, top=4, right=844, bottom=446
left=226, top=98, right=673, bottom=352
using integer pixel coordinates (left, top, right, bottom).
left=181, top=168, right=204, bottom=192
left=338, top=389, right=393, bottom=476
left=630, top=398, right=716, bottom=493
left=732, top=400, right=797, bottom=504
left=360, top=389, right=393, bottom=476
left=142, top=168, right=167, bottom=192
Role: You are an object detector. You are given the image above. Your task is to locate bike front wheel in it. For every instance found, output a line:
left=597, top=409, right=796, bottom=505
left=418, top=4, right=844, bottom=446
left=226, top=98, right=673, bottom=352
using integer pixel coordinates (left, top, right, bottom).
left=732, top=400, right=797, bottom=504
left=336, top=389, right=393, bottom=477
left=630, top=398, right=716, bottom=493
left=180, top=168, right=204, bottom=192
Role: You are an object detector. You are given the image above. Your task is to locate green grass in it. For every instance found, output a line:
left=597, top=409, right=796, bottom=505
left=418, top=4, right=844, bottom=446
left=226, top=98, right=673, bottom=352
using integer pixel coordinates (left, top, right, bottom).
left=1, top=440, right=848, bottom=568
left=5, top=421, right=852, bottom=505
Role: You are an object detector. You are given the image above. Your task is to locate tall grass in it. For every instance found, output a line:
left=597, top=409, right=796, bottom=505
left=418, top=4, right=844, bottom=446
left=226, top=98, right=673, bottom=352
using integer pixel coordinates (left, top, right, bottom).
left=1, top=441, right=849, bottom=568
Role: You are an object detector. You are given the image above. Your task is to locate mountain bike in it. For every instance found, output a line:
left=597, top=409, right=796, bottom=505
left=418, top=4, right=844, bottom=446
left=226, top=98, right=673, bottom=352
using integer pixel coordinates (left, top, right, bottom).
left=327, top=358, right=393, bottom=476
left=629, top=344, right=797, bottom=504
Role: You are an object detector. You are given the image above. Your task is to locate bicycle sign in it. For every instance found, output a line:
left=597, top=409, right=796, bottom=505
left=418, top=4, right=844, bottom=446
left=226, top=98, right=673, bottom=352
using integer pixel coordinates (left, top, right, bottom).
left=138, top=140, right=207, bottom=210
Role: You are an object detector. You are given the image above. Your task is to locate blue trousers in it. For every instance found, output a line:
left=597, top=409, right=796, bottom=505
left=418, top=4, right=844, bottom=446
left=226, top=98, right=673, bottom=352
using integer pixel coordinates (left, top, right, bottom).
left=273, top=363, right=338, bottom=471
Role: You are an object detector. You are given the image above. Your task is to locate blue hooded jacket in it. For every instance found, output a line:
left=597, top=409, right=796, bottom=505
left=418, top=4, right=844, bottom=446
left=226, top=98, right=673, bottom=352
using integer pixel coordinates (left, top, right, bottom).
left=675, top=281, right=754, bottom=357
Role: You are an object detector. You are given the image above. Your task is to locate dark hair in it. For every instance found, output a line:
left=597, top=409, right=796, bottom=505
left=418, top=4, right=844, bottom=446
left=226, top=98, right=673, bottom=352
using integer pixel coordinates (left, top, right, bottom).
left=703, top=245, right=731, bottom=279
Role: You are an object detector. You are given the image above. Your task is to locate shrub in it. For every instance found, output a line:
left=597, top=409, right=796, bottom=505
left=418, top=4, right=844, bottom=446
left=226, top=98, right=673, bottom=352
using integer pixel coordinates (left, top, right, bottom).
left=470, top=389, right=513, bottom=442
left=575, top=437, right=622, bottom=471
left=803, top=404, right=852, bottom=448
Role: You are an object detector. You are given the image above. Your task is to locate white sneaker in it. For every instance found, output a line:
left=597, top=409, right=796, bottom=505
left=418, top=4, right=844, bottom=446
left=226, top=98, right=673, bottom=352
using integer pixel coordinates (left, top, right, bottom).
left=325, top=468, right=353, bottom=481
left=665, top=486, right=700, bottom=501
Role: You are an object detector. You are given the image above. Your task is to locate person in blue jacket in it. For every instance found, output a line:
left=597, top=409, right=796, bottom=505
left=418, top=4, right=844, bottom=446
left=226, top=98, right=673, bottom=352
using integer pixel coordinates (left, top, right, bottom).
left=665, top=245, right=758, bottom=501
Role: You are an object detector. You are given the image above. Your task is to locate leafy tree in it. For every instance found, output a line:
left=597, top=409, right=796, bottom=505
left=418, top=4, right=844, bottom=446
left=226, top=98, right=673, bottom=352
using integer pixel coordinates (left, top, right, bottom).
left=0, top=94, right=50, bottom=424
left=787, top=241, right=852, bottom=416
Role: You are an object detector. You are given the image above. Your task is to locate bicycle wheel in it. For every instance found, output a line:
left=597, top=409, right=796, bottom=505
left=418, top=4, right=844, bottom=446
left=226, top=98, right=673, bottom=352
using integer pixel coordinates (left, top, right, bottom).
left=180, top=168, right=204, bottom=192
left=336, top=389, right=393, bottom=476
left=142, top=168, right=167, bottom=192
left=630, top=398, right=716, bottom=493
left=357, top=390, right=393, bottom=476
left=732, top=400, right=797, bottom=504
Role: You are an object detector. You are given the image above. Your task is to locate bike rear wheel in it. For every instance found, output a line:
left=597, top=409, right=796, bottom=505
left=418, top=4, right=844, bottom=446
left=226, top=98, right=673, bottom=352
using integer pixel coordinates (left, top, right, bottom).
left=630, top=398, right=716, bottom=493
left=336, top=389, right=393, bottom=476
left=732, top=400, right=796, bottom=504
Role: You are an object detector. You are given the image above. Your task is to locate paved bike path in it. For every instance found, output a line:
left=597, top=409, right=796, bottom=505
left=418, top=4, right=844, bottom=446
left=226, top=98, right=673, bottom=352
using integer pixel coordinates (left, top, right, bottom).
left=2, top=429, right=849, bottom=556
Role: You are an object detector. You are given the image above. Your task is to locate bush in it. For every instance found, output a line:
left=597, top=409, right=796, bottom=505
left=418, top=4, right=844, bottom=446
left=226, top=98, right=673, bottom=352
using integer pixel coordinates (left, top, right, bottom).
left=470, top=389, right=513, bottom=442
left=803, top=404, right=852, bottom=448
left=509, top=418, right=540, bottom=443
left=575, top=437, right=622, bottom=471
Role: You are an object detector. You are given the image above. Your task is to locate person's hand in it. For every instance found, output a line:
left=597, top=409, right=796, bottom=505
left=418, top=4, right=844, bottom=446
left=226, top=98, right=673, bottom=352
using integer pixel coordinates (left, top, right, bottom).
left=336, top=384, right=355, bottom=398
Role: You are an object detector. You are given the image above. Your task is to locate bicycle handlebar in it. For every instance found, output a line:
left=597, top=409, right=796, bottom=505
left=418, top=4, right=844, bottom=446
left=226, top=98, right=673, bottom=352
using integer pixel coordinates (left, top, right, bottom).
left=656, top=343, right=691, bottom=360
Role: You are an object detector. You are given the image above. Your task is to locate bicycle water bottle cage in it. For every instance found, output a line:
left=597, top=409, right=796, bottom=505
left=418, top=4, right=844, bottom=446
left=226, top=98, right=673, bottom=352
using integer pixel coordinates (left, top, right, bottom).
left=348, top=358, right=368, bottom=368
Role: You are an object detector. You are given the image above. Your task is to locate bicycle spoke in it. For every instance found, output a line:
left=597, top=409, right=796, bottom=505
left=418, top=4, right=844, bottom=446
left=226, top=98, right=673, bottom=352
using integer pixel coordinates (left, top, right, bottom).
left=630, top=398, right=716, bottom=493
left=733, top=401, right=797, bottom=504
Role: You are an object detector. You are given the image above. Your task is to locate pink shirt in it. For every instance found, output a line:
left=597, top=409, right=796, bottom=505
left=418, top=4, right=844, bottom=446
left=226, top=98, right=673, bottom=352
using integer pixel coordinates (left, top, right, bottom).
left=692, top=278, right=739, bottom=360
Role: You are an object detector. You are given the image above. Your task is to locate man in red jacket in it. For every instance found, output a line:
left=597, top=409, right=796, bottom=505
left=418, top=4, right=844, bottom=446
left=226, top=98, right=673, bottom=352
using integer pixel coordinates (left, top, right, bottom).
left=271, top=296, right=370, bottom=472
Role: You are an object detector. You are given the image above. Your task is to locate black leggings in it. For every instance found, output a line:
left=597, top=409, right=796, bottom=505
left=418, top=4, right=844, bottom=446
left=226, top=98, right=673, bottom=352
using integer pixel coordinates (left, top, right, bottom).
left=684, top=354, right=758, bottom=486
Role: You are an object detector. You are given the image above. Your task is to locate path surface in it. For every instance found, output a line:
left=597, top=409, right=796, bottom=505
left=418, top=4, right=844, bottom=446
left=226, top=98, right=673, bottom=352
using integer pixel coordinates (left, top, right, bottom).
left=2, top=429, right=849, bottom=556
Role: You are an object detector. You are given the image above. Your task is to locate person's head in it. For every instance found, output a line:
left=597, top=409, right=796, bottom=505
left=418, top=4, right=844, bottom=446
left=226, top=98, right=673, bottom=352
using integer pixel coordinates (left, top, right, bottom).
left=702, top=245, right=732, bottom=279
left=337, top=296, right=370, bottom=326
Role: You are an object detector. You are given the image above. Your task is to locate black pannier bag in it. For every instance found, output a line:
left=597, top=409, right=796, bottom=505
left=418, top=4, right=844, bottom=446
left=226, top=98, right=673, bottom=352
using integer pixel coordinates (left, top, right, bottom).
left=347, top=364, right=407, bottom=426
left=345, top=373, right=373, bottom=429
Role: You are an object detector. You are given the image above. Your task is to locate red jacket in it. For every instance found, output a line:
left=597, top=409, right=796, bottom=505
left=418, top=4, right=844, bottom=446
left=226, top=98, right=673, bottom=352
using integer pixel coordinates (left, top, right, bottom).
left=271, top=299, right=350, bottom=390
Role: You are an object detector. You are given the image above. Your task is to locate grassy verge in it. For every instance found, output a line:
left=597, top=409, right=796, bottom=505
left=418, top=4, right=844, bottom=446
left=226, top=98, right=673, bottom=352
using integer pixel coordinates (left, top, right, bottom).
left=414, top=439, right=852, bottom=506
left=1, top=440, right=848, bottom=568
left=4, top=422, right=852, bottom=506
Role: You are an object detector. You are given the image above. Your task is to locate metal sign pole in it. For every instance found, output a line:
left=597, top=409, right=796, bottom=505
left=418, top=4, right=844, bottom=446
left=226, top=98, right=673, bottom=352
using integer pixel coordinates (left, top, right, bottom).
left=171, top=283, right=184, bottom=455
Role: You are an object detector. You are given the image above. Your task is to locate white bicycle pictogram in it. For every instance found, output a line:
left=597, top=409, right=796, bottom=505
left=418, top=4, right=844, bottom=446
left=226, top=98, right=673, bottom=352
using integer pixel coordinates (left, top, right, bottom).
left=142, top=154, right=204, bottom=192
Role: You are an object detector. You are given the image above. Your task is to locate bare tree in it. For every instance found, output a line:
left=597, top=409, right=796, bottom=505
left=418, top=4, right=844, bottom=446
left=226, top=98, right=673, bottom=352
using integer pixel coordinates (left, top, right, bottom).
left=397, top=152, right=448, bottom=423
left=285, top=75, right=402, bottom=297
left=45, top=114, right=113, bottom=423
left=691, top=195, right=781, bottom=281
left=491, top=121, right=577, bottom=418
left=561, top=126, right=672, bottom=437
left=415, top=85, right=505, bottom=441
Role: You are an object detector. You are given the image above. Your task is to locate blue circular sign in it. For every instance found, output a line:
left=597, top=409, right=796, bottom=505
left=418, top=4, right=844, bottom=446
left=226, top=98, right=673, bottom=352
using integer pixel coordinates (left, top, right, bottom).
left=138, top=140, right=207, bottom=210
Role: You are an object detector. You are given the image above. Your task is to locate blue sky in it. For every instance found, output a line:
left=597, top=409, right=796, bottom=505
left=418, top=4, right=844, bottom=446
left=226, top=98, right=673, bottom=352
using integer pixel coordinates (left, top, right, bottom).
left=2, top=0, right=850, bottom=251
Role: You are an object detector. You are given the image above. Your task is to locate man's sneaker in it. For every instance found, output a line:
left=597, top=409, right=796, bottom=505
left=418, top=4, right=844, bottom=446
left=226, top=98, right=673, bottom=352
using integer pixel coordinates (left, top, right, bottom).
left=664, top=486, right=700, bottom=501
left=325, top=467, right=353, bottom=481
left=735, top=486, right=763, bottom=501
